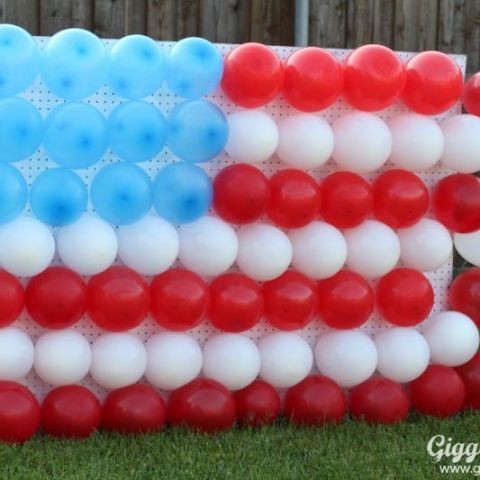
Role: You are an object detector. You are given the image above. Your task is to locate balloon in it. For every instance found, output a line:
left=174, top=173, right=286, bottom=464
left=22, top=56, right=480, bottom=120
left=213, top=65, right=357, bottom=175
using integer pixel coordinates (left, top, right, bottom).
left=375, top=328, right=430, bottom=382
left=43, top=102, right=107, bottom=169
left=168, top=37, right=223, bottom=98
left=221, top=43, right=284, bottom=108
left=225, top=110, right=278, bottom=164
left=263, top=271, right=318, bottom=331
left=454, top=230, right=480, bottom=267
left=150, top=269, right=208, bottom=331
left=402, top=51, right=463, bottom=115
left=455, top=353, right=480, bottom=409
left=117, top=215, right=179, bottom=275
left=284, top=375, right=346, bottom=426
left=213, top=164, right=270, bottom=224
left=267, top=169, right=320, bottom=228
left=422, top=311, right=479, bottom=367
left=344, top=44, right=405, bottom=111
left=462, top=72, right=480, bottom=116
left=410, top=365, right=465, bottom=417
left=208, top=273, right=263, bottom=332
left=398, top=219, right=452, bottom=272
left=0, top=164, right=27, bottom=223
left=0, top=270, right=24, bottom=327
left=90, top=333, right=147, bottom=390
left=108, top=34, right=167, bottom=99
left=56, top=214, right=118, bottom=276
left=0, top=382, right=40, bottom=444
left=153, top=162, right=212, bottom=224
left=276, top=114, right=334, bottom=169
left=0, top=328, right=33, bottom=381
left=233, top=380, right=281, bottom=426
left=178, top=216, right=238, bottom=277
left=145, top=332, right=202, bottom=390
left=344, top=220, right=400, bottom=279
left=320, top=172, right=372, bottom=228
left=283, top=47, right=343, bottom=111
left=332, top=112, right=392, bottom=173
left=102, top=384, right=166, bottom=434
left=41, top=386, right=101, bottom=438
left=314, top=330, right=377, bottom=388
left=0, top=97, right=42, bottom=163
left=449, top=268, right=480, bottom=326
left=108, top=101, right=167, bottom=162
left=168, top=100, right=228, bottom=163
left=30, top=168, right=88, bottom=226
left=0, top=217, right=54, bottom=277
left=88, top=266, right=149, bottom=332
left=317, top=270, right=374, bottom=329
left=167, top=378, right=236, bottom=433
left=236, top=224, right=292, bottom=281
left=258, top=332, right=313, bottom=388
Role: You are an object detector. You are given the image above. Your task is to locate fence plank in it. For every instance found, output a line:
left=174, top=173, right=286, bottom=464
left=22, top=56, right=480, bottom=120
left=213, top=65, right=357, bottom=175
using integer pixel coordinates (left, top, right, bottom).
left=126, top=0, right=147, bottom=34
left=1, top=0, right=40, bottom=34
left=250, top=0, right=294, bottom=45
left=464, top=0, right=480, bottom=73
left=72, top=0, right=93, bottom=29
left=39, top=0, right=74, bottom=35
left=309, top=0, right=347, bottom=48
left=346, top=0, right=374, bottom=47
left=372, top=0, right=395, bottom=46
left=94, top=0, right=126, bottom=38
left=177, top=0, right=199, bottom=38
left=147, top=0, right=177, bottom=40
left=438, top=0, right=465, bottom=54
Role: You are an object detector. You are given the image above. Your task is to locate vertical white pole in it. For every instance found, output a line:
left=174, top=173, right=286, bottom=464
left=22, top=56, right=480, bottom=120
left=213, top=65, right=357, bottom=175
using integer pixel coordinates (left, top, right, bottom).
left=294, top=0, right=309, bottom=47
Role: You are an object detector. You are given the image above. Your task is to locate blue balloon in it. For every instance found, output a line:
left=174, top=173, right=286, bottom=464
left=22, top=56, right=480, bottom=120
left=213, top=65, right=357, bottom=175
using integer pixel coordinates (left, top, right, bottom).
left=44, top=102, right=108, bottom=169
left=0, top=24, right=40, bottom=97
left=91, top=162, right=152, bottom=225
left=168, top=37, right=223, bottom=98
left=153, top=162, right=212, bottom=224
left=30, top=168, right=88, bottom=226
left=108, top=35, right=167, bottom=99
left=168, top=100, right=228, bottom=163
left=0, top=163, right=28, bottom=223
left=0, top=97, right=42, bottom=163
left=108, top=101, right=167, bottom=162
left=41, top=28, right=108, bottom=100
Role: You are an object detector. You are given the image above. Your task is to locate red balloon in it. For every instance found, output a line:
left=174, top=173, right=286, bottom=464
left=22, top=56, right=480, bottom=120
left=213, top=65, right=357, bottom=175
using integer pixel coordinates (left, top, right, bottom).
left=372, top=169, right=429, bottom=228
left=213, top=164, right=270, bottom=224
left=26, top=266, right=87, bottom=329
left=344, top=44, right=406, bottom=111
left=402, top=51, right=463, bottom=115
left=284, top=375, right=346, bottom=426
left=233, top=380, right=281, bottom=426
left=168, top=379, right=235, bottom=433
left=221, top=43, right=284, bottom=108
left=102, top=384, right=166, bottom=434
left=320, top=172, right=372, bottom=228
left=209, top=273, right=263, bottom=332
left=267, top=169, right=320, bottom=228
left=41, top=386, right=101, bottom=438
left=376, top=268, right=434, bottom=326
left=349, top=377, right=410, bottom=424
left=150, top=269, right=208, bottom=331
left=0, top=381, right=40, bottom=444
left=449, top=268, right=480, bottom=327
left=0, top=269, right=24, bottom=327
left=462, top=72, right=480, bottom=116
left=455, top=353, right=480, bottom=409
left=410, top=365, right=465, bottom=418
left=317, top=270, right=374, bottom=329
left=283, top=47, right=343, bottom=112
left=88, top=266, right=149, bottom=332
left=432, top=174, right=480, bottom=233
left=263, top=271, right=317, bottom=330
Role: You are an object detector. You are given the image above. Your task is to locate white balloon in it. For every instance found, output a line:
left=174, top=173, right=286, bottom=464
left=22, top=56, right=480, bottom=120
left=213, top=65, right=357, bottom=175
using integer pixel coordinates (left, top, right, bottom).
left=258, top=332, right=312, bottom=388
left=0, top=217, right=54, bottom=277
left=202, top=334, right=260, bottom=391
left=388, top=113, right=444, bottom=171
left=0, top=328, right=34, bottom=381
left=454, top=230, right=480, bottom=266
left=332, top=112, right=392, bottom=173
left=117, top=214, right=179, bottom=275
left=398, top=218, right=452, bottom=272
left=314, top=330, right=377, bottom=388
left=441, top=114, right=480, bottom=173
left=57, top=214, right=118, bottom=276
left=276, top=114, right=334, bottom=169
left=422, top=311, right=480, bottom=367
left=178, top=215, right=238, bottom=277
left=236, top=223, right=292, bottom=281
left=375, top=328, right=430, bottom=383
left=225, top=110, right=279, bottom=164
left=91, top=333, right=146, bottom=389
left=344, top=220, right=400, bottom=279
left=145, top=332, right=202, bottom=390
left=34, top=330, right=91, bottom=386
